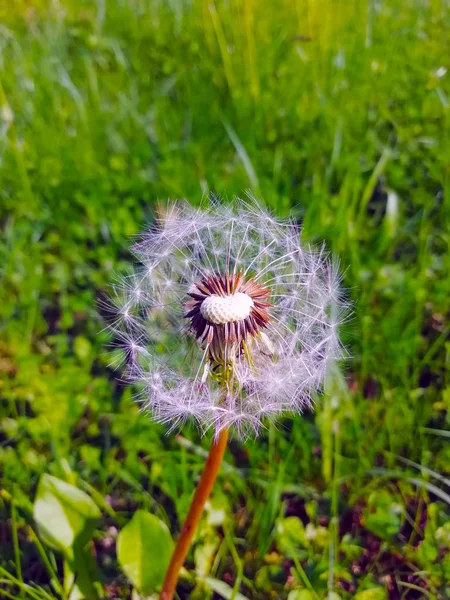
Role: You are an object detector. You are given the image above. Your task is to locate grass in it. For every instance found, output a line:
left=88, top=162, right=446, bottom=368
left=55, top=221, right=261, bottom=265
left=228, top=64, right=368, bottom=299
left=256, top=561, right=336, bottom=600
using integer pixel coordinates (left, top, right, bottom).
left=0, top=0, right=449, bottom=598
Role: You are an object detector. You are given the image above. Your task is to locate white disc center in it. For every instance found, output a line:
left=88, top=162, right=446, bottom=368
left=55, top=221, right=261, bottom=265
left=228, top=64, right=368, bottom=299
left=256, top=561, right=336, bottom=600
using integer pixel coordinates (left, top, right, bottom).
left=200, top=293, right=254, bottom=324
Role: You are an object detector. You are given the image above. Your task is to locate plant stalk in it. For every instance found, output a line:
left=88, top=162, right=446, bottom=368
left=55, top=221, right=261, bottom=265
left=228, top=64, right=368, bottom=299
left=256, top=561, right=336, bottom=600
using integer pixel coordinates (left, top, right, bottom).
left=159, top=427, right=229, bottom=600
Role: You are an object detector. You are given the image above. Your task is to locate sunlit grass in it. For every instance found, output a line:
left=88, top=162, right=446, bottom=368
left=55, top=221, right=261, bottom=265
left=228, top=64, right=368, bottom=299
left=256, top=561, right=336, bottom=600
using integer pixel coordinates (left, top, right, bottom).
left=0, top=0, right=449, bottom=598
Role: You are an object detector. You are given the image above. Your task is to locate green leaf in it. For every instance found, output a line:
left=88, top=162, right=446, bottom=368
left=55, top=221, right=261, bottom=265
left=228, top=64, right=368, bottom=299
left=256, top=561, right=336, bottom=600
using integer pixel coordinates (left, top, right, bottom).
left=354, top=588, right=387, bottom=600
left=340, top=534, right=365, bottom=561
left=33, top=474, right=100, bottom=554
left=362, top=490, right=402, bottom=540
left=288, top=591, right=315, bottom=600
left=117, top=510, right=174, bottom=595
left=73, top=336, right=92, bottom=361
left=194, top=537, right=219, bottom=578
left=276, top=517, right=308, bottom=556
left=204, top=577, right=250, bottom=600
left=64, top=549, right=102, bottom=600
left=254, top=564, right=285, bottom=590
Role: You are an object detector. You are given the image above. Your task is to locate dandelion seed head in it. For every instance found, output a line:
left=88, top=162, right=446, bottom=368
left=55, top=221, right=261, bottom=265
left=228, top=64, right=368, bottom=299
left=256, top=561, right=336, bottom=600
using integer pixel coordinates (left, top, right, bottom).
left=108, top=198, right=347, bottom=438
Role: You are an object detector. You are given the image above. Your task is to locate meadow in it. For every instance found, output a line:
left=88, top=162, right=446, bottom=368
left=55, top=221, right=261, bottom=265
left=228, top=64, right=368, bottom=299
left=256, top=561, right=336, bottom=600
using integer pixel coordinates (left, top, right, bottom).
left=0, top=0, right=449, bottom=598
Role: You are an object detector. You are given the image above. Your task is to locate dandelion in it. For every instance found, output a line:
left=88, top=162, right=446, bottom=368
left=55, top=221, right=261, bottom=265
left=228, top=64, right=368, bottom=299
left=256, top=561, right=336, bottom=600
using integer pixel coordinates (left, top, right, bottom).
left=108, top=198, right=345, bottom=599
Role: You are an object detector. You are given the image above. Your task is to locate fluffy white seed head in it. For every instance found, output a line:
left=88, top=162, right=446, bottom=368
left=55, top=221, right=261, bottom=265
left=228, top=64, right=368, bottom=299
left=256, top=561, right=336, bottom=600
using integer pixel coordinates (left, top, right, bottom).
left=107, top=198, right=347, bottom=438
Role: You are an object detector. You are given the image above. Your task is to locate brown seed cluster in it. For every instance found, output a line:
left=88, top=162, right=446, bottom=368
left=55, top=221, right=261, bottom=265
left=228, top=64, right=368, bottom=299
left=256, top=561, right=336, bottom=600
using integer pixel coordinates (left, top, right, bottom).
left=184, top=273, right=271, bottom=363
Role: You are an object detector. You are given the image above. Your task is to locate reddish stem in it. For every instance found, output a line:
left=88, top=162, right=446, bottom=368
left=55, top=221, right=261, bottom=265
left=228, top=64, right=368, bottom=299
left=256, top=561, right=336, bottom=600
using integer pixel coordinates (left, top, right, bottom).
left=159, top=428, right=229, bottom=600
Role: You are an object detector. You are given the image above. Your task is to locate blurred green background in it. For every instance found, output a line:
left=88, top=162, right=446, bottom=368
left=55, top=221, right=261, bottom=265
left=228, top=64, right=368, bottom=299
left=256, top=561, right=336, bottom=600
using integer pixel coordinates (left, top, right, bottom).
left=0, top=0, right=449, bottom=599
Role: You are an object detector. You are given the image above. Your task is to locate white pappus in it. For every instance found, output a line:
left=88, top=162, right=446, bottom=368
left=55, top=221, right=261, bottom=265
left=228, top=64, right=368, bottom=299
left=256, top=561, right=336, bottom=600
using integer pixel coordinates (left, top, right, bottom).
left=107, top=199, right=347, bottom=438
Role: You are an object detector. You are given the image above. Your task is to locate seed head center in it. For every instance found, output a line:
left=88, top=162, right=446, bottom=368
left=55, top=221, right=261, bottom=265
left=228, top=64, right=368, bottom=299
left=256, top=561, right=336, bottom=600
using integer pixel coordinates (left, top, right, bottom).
left=200, top=292, right=254, bottom=325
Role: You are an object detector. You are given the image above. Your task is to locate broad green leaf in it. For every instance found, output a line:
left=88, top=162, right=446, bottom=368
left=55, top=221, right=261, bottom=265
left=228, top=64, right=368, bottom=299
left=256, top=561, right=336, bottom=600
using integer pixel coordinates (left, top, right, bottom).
left=117, top=510, right=174, bottom=595
left=33, top=474, right=100, bottom=554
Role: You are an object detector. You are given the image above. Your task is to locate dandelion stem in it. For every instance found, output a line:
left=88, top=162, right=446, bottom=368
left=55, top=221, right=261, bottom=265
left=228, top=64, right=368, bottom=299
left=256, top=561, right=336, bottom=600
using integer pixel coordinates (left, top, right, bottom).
left=159, top=427, right=229, bottom=600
